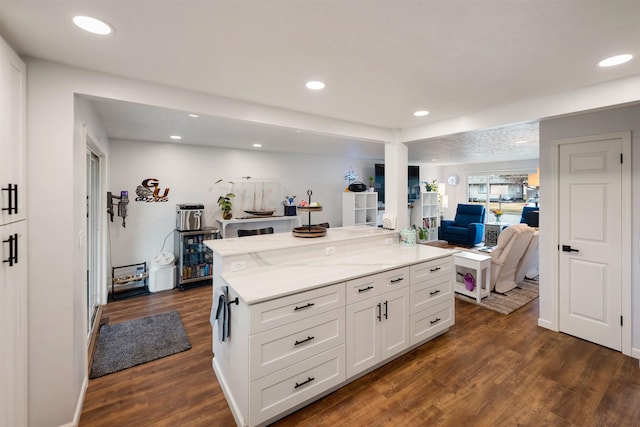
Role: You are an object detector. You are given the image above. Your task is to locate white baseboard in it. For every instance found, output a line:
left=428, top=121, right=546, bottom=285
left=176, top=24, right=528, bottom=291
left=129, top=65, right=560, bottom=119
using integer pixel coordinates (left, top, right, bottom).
left=60, top=375, right=88, bottom=427
left=631, top=347, right=640, bottom=362
left=537, top=317, right=556, bottom=331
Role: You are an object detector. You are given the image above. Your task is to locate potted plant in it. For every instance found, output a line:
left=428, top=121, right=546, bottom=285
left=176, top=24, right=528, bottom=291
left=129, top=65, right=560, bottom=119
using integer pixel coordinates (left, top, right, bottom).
left=217, top=193, right=235, bottom=219
left=368, top=176, right=375, bottom=191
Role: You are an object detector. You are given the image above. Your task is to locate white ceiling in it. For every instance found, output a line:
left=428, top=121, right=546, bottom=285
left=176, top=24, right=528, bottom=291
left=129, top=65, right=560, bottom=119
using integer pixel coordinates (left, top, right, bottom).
left=1, top=0, right=638, bottom=163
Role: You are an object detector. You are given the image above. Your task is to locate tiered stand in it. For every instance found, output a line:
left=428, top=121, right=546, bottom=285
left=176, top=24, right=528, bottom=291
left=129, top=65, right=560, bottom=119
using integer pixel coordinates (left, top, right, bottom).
left=292, top=190, right=327, bottom=238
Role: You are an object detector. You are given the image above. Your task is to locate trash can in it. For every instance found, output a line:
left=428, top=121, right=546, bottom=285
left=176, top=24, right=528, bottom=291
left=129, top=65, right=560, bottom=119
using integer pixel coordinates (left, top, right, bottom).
left=149, top=252, right=176, bottom=293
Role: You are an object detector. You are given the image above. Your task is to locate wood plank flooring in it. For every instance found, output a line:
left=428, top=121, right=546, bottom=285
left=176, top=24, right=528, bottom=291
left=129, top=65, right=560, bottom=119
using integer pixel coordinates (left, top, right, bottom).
left=80, top=285, right=640, bottom=427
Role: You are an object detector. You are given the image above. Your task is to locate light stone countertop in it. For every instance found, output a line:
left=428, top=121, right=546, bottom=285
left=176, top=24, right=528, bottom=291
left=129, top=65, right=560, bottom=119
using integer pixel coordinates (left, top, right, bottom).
left=205, top=225, right=398, bottom=257
left=220, top=242, right=457, bottom=305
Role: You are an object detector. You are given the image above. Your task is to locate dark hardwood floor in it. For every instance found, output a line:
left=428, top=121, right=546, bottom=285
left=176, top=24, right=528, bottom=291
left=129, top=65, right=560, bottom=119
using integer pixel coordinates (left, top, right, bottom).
left=80, top=285, right=640, bottom=427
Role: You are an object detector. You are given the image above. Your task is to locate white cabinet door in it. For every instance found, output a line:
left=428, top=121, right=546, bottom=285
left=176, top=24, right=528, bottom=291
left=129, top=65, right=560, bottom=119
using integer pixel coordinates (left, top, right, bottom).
left=0, top=37, right=26, bottom=226
left=345, top=296, right=379, bottom=378
left=379, top=287, right=410, bottom=361
left=0, top=220, right=28, bottom=427
left=346, top=286, right=410, bottom=378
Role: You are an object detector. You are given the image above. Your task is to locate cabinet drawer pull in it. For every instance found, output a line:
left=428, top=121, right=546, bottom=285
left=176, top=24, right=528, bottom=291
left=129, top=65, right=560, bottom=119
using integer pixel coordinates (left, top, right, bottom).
left=377, top=302, right=382, bottom=322
left=2, top=183, right=18, bottom=215
left=358, top=285, right=374, bottom=293
left=294, top=336, right=315, bottom=346
left=430, top=317, right=441, bottom=325
left=294, top=376, right=315, bottom=389
left=2, top=233, right=18, bottom=267
left=390, top=277, right=404, bottom=283
left=384, top=301, right=388, bottom=319
left=429, top=289, right=441, bottom=296
left=294, top=302, right=315, bottom=311
left=430, top=267, right=441, bottom=272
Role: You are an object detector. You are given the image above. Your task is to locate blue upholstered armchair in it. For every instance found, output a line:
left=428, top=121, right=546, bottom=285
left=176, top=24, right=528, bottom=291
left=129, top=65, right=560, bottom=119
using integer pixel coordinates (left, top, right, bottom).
left=439, top=204, right=486, bottom=246
left=520, top=206, right=539, bottom=224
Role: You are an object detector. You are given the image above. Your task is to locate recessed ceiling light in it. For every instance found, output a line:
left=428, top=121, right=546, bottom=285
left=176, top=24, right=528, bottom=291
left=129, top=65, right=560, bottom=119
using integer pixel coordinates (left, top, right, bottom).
left=188, top=114, right=200, bottom=118
left=598, top=54, right=633, bottom=67
left=170, top=135, right=182, bottom=140
left=431, top=158, right=438, bottom=162
left=72, top=15, right=113, bottom=35
left=413, top=110, right=430, bottom=117
left=513, top=140, right=527, bottom=144
left=253, top=143, right=262, bottom=148
left=305, top=81, right=325, bottom=90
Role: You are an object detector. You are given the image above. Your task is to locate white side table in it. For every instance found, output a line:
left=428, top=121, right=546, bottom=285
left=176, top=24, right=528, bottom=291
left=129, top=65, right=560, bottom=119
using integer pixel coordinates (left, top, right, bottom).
left=453, top=251, right=491, bottom=302
left=485, top=222, right=509, bottom=247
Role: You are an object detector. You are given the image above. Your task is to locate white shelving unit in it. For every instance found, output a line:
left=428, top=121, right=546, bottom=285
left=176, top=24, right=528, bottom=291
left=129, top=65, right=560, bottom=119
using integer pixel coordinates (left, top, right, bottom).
left=411, top=191, right=439, bottom=242
left=342, top=192, right=378, bottom=227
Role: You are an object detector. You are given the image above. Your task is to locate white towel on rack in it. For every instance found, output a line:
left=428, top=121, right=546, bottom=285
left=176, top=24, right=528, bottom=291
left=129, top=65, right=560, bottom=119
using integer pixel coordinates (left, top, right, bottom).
left=213, top=285, right=230, bottom=342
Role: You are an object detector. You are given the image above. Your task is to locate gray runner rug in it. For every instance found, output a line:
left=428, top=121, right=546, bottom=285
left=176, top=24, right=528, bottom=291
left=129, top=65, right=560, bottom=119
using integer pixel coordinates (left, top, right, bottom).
left=90, top=310, right=191, bottom=378
left=455, top=277, right=539, bottom=315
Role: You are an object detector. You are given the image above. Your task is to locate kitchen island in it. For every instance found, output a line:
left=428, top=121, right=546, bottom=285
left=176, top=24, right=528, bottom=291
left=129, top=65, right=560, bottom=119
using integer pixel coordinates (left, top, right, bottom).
left=205, top=226, right=457, bottom=427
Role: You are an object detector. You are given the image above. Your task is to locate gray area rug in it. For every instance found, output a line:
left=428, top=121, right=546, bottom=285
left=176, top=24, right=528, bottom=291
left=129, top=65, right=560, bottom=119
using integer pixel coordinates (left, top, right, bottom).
left=455, top=277, right=539, bottom=315
left=90, top=310, right=191, bottom=379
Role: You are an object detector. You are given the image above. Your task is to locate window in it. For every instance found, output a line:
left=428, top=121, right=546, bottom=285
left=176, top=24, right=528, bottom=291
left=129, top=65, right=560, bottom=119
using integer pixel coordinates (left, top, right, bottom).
left=467, top=173, right=538, bottom=224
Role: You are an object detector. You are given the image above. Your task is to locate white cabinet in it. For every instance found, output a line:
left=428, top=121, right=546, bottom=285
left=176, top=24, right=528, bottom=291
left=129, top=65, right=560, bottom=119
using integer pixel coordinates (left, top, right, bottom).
left=345, top=268, right=410, bottom=377
left=342, top=192, right=378, bottom=227
left=213, top=254, right=454, bottom=427
left=0, top=36, right=26, bottom=225
left=0, top=220, right=27, bottom=427
left=0, top=36, right=27, bottom=427
left=411, top=192, right=439, bottom=242
left=409, top=257, right=455, bottom=345
left=240, top=284, right=346, bottom=426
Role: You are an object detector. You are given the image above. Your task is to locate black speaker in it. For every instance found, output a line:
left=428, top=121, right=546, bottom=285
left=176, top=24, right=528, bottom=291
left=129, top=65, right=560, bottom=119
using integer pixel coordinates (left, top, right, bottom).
left=348, top=181, right=367, bottom=192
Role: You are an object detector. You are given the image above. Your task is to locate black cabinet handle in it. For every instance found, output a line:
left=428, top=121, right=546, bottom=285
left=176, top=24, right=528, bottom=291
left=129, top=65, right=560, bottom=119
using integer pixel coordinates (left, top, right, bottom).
left=294, top=302, right=315, bottom=311
left=2, top=233, right=18, bottom=267
left=2, top=183, right=18, bottom=215
left=358, top=285, right=374, bottom=293
left=430, top=289, right=441, bottom=296
left=430, top=317, right=441, bottom=325
left=430, top=267, right=441, bottom=272
left=390, top=277, right=404, bottom=283
left=294, top=376, right=315, bottom=389
left=384, top=301, right=388, bottom=319
left=294, top=336, right=315, bottom=346
left=377, top=302, right=382, bottom=322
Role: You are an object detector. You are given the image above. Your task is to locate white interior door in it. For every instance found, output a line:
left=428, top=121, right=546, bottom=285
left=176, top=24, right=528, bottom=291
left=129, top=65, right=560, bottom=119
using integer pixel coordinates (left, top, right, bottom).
left=558, top=135, right=622, bottom=351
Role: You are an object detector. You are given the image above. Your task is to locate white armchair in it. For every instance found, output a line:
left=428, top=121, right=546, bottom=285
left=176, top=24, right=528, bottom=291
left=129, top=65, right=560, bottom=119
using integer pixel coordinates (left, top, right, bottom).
left=515, top=229, right=539, bottom=284
left=488, top=224, right=534, bottom=293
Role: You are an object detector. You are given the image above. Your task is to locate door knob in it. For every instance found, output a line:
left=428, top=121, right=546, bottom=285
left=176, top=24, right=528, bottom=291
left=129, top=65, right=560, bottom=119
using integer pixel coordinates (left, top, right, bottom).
left=562, top=245, right=579, bottom=253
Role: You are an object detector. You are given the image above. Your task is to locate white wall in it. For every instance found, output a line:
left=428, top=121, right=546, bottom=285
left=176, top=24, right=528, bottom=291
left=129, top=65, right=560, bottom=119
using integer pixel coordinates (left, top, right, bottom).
left=27, top=70, right=115, bottom=426
left=539, top=103, right=640, bottom=357
left=108, top=139, right=377, bottom=266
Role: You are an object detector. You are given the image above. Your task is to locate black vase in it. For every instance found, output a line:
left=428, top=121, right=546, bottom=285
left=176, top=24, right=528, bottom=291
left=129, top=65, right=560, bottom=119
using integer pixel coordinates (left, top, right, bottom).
left=284, top=206, right=296, bottom=216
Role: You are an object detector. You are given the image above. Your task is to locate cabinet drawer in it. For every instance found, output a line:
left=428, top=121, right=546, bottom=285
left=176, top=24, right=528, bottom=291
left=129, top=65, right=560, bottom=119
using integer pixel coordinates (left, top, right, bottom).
left=410, top=300, right=454, bottom=346
left=346, top=267, right=409, bottom=305
left=250, top=345, right=345, bottom=426
left=250, top=283, right=344, bottom=334
left=249, top=308, right=344, bottom=381
left=410, top=275, right=453, bottom=315
left=410, top=257, right=453, bottom=284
